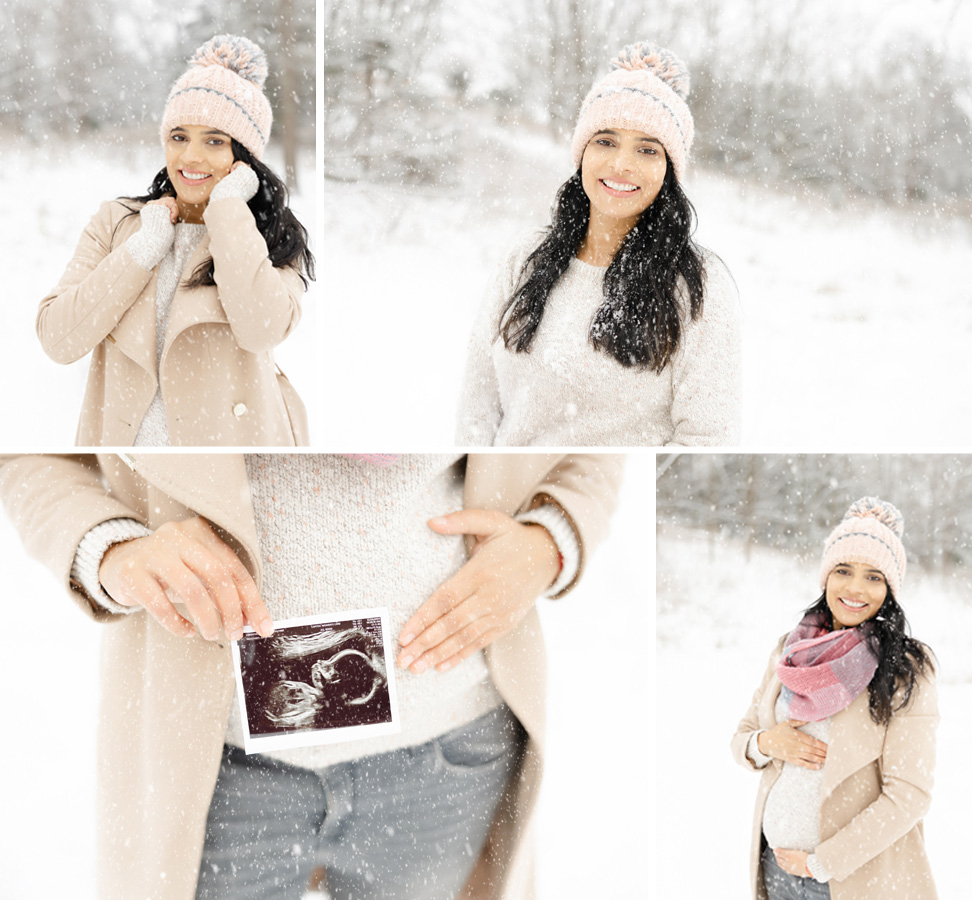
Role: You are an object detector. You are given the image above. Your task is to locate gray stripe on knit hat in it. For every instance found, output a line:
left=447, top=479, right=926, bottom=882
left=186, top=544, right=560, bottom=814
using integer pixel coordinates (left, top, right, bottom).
left=580, top=85, right=688, bottom=145
left=167, top=85, right=268, bottom=143
left=828, top=530, right=903, bottom=581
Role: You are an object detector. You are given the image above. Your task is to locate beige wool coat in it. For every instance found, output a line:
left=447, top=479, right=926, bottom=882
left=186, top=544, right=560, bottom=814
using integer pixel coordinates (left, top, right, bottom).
left=0, top=452, right=622, bottom=900
left=732, top=636, right=939, bottom=900
left=37, top=198, right=308, bottom=446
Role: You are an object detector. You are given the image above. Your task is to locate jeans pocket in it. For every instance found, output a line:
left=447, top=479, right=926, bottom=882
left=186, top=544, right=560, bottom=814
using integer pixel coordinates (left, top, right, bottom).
left=434, top=706, right=523, bottom=772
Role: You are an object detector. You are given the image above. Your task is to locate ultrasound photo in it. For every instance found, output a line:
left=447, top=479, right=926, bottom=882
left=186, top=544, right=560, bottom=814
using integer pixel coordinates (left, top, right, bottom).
left=231, top=610, right=400, bottom=753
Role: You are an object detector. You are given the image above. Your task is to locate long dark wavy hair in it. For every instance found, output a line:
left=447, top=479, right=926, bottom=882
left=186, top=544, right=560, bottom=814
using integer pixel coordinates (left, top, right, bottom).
left=803, top=590, right=934, bottom=727
left=118, top=139, right=315, bottom=289
left=499, top=159, right=706, bottom=370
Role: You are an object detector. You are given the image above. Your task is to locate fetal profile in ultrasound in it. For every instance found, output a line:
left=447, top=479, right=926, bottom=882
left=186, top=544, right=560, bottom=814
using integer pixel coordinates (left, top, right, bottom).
left=237, top=616, right=393, bottom=739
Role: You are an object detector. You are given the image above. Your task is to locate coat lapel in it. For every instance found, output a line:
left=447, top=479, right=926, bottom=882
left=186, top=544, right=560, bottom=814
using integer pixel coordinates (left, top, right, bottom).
left=107, top=284, right=159, bottom=376
left=162, top=235, right=232, bottom=362
left=118, top=453, right=262, bottom=589
left=821, top=689, right=885, bottom=800
left=103, top=212, right=159, bottom=376
left=99, top=225, right=228, bottom=378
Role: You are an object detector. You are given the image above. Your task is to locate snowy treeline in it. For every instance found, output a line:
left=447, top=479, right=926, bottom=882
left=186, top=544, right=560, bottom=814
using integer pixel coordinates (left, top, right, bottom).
left=323, top=0, right=972, bottom=204
left=1, top=0, right=315, bottom=184
left=657, top=453, right=972, bottom=575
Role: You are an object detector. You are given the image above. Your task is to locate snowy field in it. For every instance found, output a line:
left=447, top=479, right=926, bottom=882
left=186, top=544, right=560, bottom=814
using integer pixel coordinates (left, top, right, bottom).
left=319, top=128, right=972, bottom=450
left=0, top=453, right=648, bottom=899
left=0, top=139, right=319, bottom=447
left=657, top=526, right=972, bottom=898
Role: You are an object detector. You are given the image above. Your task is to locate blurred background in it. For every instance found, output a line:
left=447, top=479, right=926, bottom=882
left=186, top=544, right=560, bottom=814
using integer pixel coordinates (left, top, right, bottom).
left=0, top=0, right=317, bottom=443
left=321, top=0, right=972, bottom=447
left=325, top=0, right=970, bottom=202
left=657, top=453, right=972, bottom=897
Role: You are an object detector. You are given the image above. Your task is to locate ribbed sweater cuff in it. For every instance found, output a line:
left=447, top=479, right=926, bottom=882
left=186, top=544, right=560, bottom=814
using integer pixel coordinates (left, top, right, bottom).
left=209, top=164, right=259, bottom=202
left=125, top=205, right=175, bottom=270
left=806, top=853, right=830, bottom=883
left=515, top=503, right=579, bottom=596
left=747, top=731, right=773, bottom=768
left=72, top=518, right=153, bottom=613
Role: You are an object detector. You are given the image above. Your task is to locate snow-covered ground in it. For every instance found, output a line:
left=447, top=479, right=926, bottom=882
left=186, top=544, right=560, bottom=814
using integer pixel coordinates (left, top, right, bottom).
left=0, top=453, right=648, bottom=899
left=657, top=526, right=972, bottom=898
left=0, top=138, right=318, bottom=447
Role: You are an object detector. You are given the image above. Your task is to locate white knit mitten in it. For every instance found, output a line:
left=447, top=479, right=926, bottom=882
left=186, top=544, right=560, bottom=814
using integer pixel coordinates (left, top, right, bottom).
left=209, top=163, right=260, bottom=203
left=125, top=204, right=176, bottom=270
left=806, top=854, right=831, bottom=884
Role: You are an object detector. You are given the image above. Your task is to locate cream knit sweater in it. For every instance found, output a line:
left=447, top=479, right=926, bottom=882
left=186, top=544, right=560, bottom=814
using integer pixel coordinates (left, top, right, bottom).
left=72, top=454, right=579, bottom=769
left=748, top=694, right=833, bottom=883
left=456, top=231, right=742, bottom=447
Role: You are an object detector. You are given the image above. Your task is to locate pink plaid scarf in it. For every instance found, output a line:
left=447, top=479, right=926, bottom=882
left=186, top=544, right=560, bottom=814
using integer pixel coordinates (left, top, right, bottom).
left=776, top=611, right=878, bottom=721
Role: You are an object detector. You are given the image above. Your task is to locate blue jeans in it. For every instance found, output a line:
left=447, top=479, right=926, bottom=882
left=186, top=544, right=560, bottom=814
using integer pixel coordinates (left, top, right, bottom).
left=761, top=845, right=831, bottom=900
left=195, top=705, right=525, bottom=900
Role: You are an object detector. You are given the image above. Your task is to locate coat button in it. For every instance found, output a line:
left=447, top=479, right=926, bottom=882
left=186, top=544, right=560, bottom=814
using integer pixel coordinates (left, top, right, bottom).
left=232, top=402, right=247, bottom=418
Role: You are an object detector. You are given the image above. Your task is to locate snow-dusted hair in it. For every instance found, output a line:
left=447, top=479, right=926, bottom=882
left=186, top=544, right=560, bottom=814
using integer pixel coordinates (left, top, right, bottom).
left=500, top=160, right=707, bottom=370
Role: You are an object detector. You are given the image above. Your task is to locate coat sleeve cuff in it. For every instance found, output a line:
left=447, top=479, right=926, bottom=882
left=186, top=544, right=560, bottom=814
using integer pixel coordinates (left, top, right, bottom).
left=515, top=503, right=579, bottom=597
left=747, top=730, right=773, bottom=767
left=806, top=853, right=830, bottom=883
left=71, top=518, right=152, bottom=614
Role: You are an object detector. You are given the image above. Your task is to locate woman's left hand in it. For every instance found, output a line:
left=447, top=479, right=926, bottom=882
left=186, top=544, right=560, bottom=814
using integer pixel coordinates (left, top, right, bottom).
left=774, top=848, right=810, bottom=877
left=209, top=161, right=259, bottom=204
left=396, top=509, right=560, bottom=674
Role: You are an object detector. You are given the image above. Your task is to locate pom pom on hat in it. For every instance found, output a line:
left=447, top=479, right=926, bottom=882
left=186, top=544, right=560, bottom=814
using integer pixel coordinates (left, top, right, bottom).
left=190, top=34, right=269, bottom=89
left=570, top=40, right=695, bottom=180
left=612, top=42, right=691, bottom=102
left=819, top=496, right=907, bottom=597
left=160, top=33, right=273, bottom=160
left=842, top=496, right=904, bottom=538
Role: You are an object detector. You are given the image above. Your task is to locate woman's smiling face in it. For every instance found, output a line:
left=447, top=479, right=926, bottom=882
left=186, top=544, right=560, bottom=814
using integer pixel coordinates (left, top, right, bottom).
left=164, top=124, right=235, bottom=222
left=825, top=561, right=888, bottom=629
left=580, top=128, right=668, bottom=230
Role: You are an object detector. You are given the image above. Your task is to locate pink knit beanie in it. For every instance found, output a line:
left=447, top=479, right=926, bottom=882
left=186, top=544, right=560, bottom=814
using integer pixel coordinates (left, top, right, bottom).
left=570, top=41, right=694, bottom=181
left=818, top=497, right=906, bottom=597
left=160, top=35, right=272, bottom=160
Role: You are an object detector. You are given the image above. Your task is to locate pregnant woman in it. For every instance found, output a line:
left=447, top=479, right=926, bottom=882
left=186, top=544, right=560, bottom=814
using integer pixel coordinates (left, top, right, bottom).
left=457, top=41, right=741, bottom=447
left=732, top=498, right=938, bottom=899
left=37, top=35, right=314, bottom=446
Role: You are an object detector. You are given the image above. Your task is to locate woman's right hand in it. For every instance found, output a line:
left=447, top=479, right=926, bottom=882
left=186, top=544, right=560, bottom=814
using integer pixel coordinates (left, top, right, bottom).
left=757, top=720, right=828, bottom=769
left=145, top=195, right=179, bottom=224
left=99, top=516, right=274, bottom=642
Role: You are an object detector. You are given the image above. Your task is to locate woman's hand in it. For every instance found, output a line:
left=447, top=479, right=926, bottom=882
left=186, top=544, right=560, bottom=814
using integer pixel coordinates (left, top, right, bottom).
left=773, top=848, right=811, bottom=878
left=757, top=720, right=828, bottom=769
left=99, top=516, right=273, bottom=642
left=145, top=195, right=179, bottom=224
left=396, top=509, right=560, bottom=674
left=209, top=160, right=259, bottom=204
